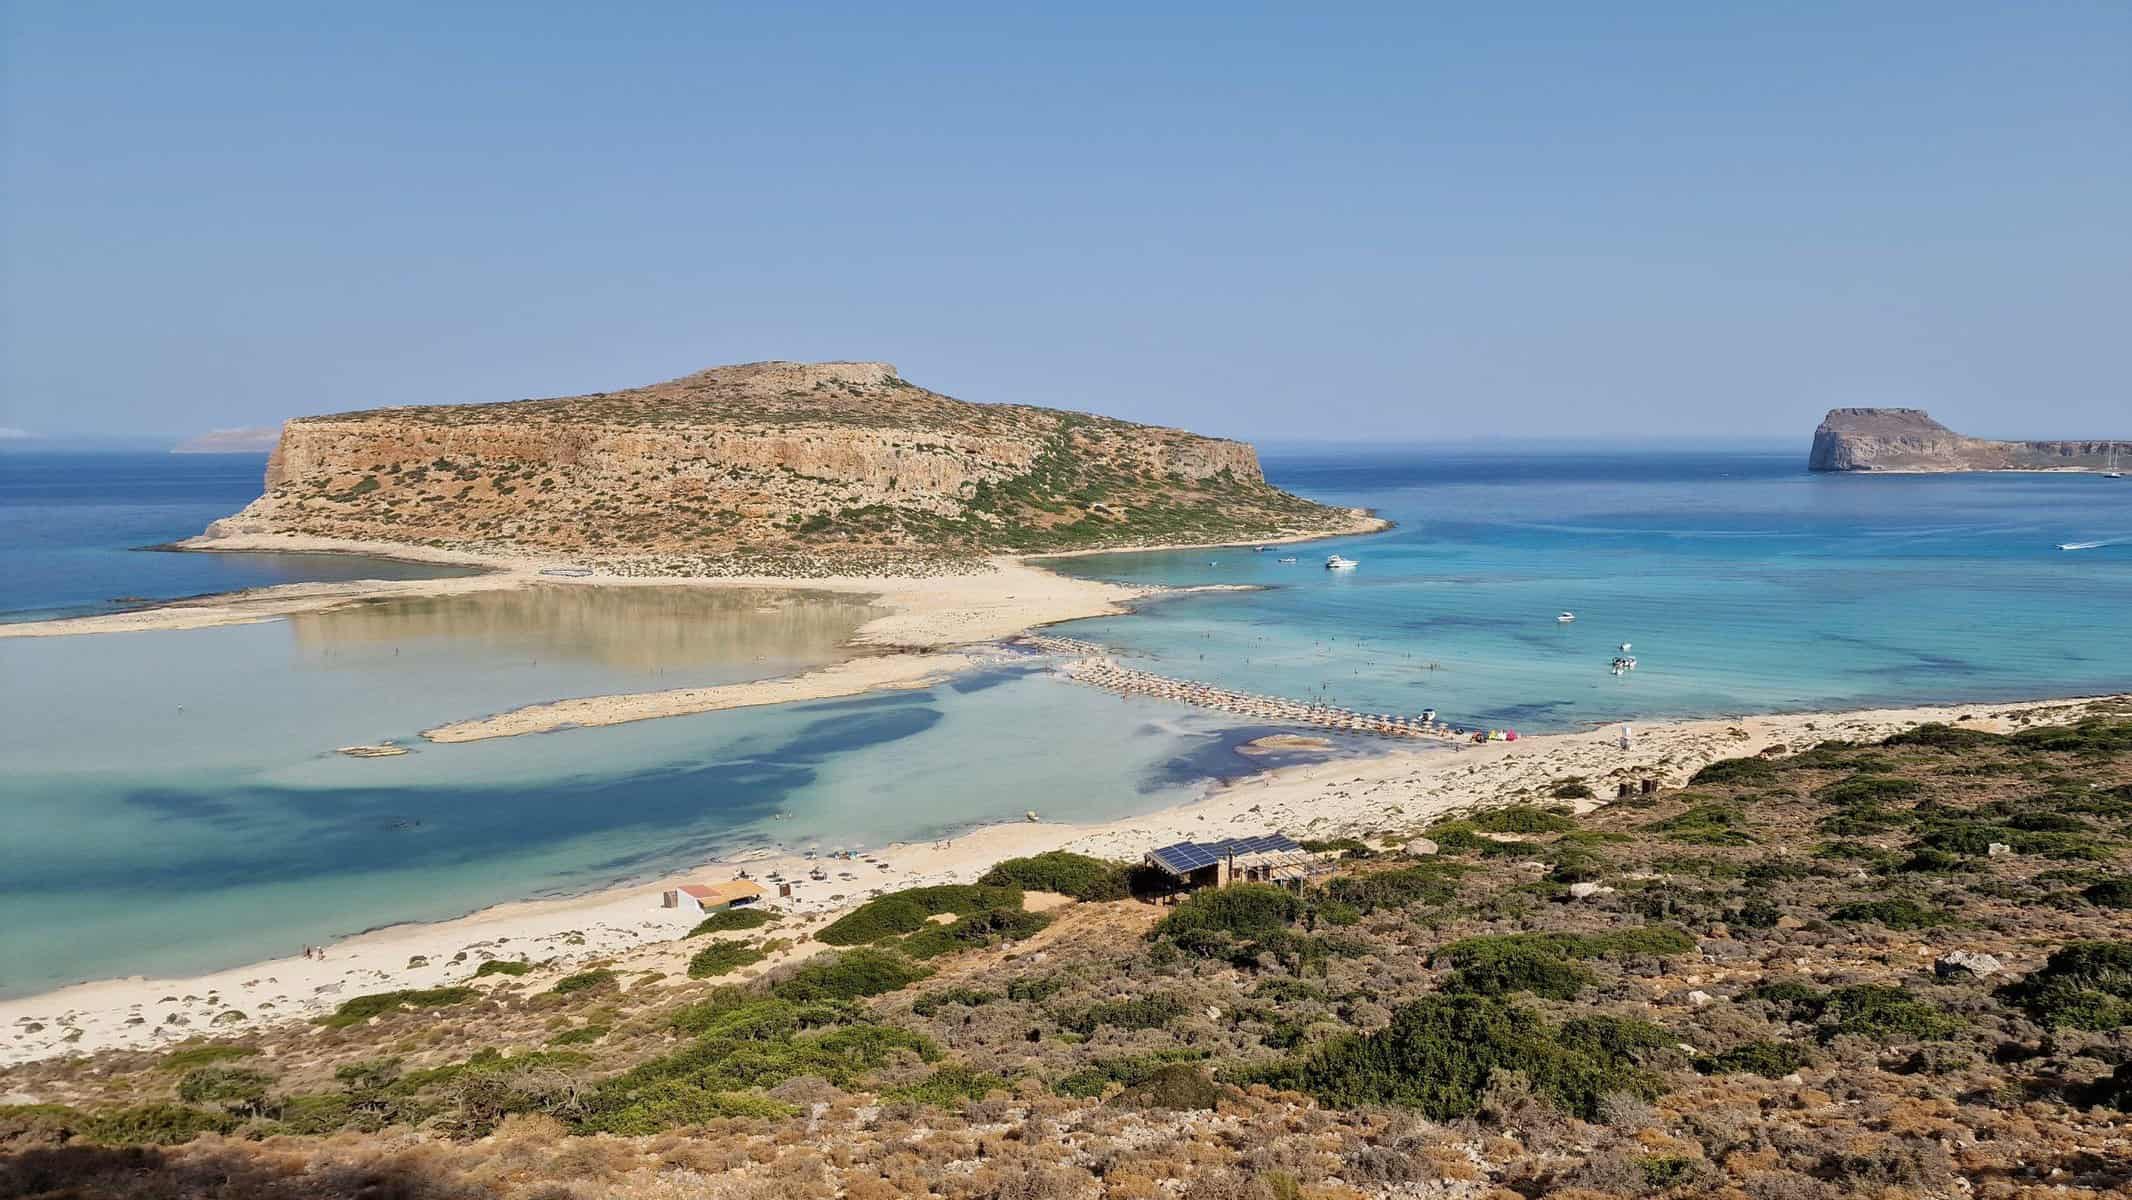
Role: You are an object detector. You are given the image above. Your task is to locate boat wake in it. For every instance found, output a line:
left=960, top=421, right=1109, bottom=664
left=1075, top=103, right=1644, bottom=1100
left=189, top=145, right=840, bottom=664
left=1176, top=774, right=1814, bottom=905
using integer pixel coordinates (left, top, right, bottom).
left=2056, top=539, right=2124, bottom=551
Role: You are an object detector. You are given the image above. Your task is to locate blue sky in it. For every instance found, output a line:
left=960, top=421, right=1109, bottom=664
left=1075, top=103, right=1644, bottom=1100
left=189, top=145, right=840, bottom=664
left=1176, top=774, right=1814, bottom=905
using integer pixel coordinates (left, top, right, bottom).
left=4, top=2, right=2127, bottom=441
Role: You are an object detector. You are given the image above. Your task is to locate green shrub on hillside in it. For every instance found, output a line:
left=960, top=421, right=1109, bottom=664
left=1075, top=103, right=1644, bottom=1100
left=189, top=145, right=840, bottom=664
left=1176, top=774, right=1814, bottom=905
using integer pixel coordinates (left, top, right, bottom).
left=688, top=940, right=769, bottom=979
left=814, top=885, right=1022, bottom=946
left=1434, top=927, right=1694, bottom=999
left=1817, top=985, right=1964, bottom=1043
left=1998, top=941, right=2132, bottom=1030
left=1829, top=899, right=1950, bottom=930
left=1817, top=775, right=1926, bottom=806
left=901, top=905, right=1052, bottom=959
left=1883, top=723, right=2002, bottom=751
left=318, top=986, right=476, bottom=1028
left=2083, top=878, right=2132, bottom=909
left=1646, top=805, right=1757, bottom=846
left=548, top=968, right=618, bottom=996
left=979, top=851, right=1131, bottom=901
left=472, top=960, right=531, bottom=978
left=176, top=1067, right=272, bottom=1113
left=1060, top=994, right=1187, bottom=1035
left=1317, top=863, right=1464, bottom=913
left=81, top=1103, right=236, bottom=1145
left=1153, top=884, right=1303, bottom=945
left=1251, top=993, right=1661, bottom=1120
left=1704, top=1040, right=1814, bottom=1078
left=772, top=948, right=933, bottom=1002
left=1690, top=756, right=1782, bottom=786
left=1469, top=805, right=1578, bottom=835
left=687, top=908, right=776, bottom=936
left=157, top=1044, right=259, bottom=1071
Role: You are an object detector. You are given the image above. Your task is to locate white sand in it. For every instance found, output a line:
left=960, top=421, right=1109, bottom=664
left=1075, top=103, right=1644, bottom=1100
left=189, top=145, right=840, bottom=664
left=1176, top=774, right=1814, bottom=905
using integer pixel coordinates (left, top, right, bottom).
left=4, top=690, right=2113, bottom=1066
left=421, top=651, right=985, bottom=741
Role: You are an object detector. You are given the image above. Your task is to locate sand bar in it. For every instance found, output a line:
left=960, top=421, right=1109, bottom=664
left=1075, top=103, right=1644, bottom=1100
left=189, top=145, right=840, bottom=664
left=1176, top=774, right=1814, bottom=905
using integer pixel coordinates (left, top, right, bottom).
left=4, top=690, right=2115, bottom=1066
left=420, top=651, right=983, bottom=741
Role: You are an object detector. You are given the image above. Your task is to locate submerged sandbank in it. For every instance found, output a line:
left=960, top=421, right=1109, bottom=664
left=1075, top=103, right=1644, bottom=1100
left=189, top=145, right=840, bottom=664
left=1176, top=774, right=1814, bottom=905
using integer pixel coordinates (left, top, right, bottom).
left=4, top=690, right=2116, bottom=1065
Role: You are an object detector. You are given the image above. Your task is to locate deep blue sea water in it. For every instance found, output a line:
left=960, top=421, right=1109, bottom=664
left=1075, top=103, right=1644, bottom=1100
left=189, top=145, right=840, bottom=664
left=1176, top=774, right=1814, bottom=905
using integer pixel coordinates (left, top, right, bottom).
left=1052, top=447, right=2132, bottom=731
left=3, top=446, right=2129, bottom=996
left=0, top=452, right=475, bottom=620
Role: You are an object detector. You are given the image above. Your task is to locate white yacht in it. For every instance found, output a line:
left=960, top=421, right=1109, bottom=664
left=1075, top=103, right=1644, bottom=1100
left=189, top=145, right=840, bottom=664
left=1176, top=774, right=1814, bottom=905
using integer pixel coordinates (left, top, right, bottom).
left=1556, top=611, right=1576, bottom=623
left=1325, top=554, right=1359, bottom=571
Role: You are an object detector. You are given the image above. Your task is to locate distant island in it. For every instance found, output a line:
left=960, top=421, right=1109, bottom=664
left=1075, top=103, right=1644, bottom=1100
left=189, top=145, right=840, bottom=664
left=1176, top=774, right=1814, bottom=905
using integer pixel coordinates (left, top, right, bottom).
left=1809, top=407, right=2128, bottom=473
left=172, top=427, right=281, bottom=454
left=196, top=360, right=1378, bottom=573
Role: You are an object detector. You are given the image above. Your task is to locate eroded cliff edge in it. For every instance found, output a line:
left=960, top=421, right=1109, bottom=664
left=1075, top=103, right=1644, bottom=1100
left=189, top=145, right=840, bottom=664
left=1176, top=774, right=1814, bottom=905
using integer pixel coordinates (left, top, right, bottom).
left=1809, top=408, right=2128, bottom=473
left=200, top=360, right=1376, bottom=573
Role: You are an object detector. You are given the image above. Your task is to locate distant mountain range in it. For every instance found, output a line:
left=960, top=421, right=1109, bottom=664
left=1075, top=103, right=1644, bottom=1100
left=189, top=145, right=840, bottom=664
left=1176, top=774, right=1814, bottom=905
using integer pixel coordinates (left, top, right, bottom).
left=172, top=427, right=281, bottom=454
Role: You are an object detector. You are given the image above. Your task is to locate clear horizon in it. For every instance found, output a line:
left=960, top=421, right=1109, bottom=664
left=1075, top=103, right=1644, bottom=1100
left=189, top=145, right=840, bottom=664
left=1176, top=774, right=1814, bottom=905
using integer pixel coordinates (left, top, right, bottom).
left=4, top=3, right=2127, bottom=442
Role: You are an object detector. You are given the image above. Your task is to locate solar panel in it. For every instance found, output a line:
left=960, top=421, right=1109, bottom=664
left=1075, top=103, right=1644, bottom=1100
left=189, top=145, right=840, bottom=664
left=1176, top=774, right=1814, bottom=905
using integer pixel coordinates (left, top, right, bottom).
left=1149, top=842, right=1220, bottom=874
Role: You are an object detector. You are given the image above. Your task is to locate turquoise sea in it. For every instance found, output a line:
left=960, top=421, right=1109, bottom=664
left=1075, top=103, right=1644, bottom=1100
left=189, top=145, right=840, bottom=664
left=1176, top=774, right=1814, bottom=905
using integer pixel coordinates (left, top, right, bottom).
left=3, top=446, right=2129, bottom=997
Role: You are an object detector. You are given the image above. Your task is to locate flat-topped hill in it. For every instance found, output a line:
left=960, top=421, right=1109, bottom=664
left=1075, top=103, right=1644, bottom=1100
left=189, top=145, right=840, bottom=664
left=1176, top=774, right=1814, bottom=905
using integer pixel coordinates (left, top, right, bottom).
left=1810, top=407, right=2127, bottom=472
left=202, top=361, right=1373, bottom=571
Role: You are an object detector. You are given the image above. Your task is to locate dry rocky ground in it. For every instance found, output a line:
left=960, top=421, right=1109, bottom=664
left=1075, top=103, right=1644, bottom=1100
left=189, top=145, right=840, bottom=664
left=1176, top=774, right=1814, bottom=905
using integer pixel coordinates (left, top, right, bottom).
left=7, top=702, right=2132, bottom=1199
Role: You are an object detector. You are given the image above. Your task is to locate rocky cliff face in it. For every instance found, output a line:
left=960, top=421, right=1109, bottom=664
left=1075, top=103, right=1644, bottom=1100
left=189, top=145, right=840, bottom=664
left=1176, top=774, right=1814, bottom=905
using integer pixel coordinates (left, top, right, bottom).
left=204, top=361, right=1366, bottom=570
left=1809, top=408, right=2128, bottom=473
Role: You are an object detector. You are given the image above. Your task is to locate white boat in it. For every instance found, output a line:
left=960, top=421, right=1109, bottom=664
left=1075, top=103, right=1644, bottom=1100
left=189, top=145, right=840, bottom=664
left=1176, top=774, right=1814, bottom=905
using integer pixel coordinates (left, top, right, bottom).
left=1556, top=611, right=1576, bottom=623
left=2105, top=447, right=2123, bottom=478
left=1277, top=556, right=1298, bottom=564
left=1325, top=555, right=1359, bottom=571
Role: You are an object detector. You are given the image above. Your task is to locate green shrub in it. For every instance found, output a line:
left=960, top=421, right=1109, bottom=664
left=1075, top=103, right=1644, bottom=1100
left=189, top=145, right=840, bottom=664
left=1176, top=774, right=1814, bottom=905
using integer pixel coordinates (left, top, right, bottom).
left=814, top=885, right=1022, bottom=946
left=264, top=1093, right=356, bottom=1136
left=911, top=986, right=1001, bottom=1016
left=548, top=968, right=618, bottom=996
left=1435, top=927, right=1693, bottom=999
left=1061, top=994, right=1187, bottom=1035
left=891, top=1063, right=1004, bottom=1106
left=772, top=948, right=932, bottom=1002
left=1705, top=1041, right=1813, bottom=1078
left=176, top=1067, right=272, bottom=1111
left=318, top=986, right=476, bottom=1028
left=1691, top=757, right=1781, bottom=786
left=1317, top=863, right=1464, bottom=913
left=688, top=940, right=769, bottom=979
left=81, top=1103, right=236, bottom=1145
left=1645, top=805, right=1756, bottom=846
left=687, top=908, right=775, bottom=936
left=1549, top=777, right=1597, bottom=800
left=2081, top=1060, right=2132, bottom=1112
left=2007, top=718, right=2132, bottom=757
left=473, top=960, right=531, bottom=978
left=1883, top=723, right=2001, bottom=751
left=1154, top=884, right=1303, bottom=945
left=1829, top=899, right=1950, bottom=930
left=1817, top=985, right=1964, bottom=1043
left=1006, top=975, right=1066, bottom=1003
left=1998, top=941, right=2132, bottom=1030
left=1053, top=1048, right=1213, bottom=1098
left=1816, top=775, right=1925, bottom=807
left=900, top=906, right=1052, bottom=959
left=1469, top=805, right=1577, bottom=834
left=2083, top=878, right=2132, bottom=909
left=1251, top=993, right=1660, bottom=1120
left=979, top=852, right=1130, bottom=901
left=157, top=1043, right=259, bottom=1071
left=547, top=1024, right=610, bottom=1046
left=1113, top=1063, right=1223, bottom=1110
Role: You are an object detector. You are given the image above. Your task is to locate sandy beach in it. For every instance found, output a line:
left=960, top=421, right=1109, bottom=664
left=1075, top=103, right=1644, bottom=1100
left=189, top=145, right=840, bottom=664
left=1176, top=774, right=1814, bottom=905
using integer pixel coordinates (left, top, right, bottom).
left=4, top=689, right=2115, bottom=1067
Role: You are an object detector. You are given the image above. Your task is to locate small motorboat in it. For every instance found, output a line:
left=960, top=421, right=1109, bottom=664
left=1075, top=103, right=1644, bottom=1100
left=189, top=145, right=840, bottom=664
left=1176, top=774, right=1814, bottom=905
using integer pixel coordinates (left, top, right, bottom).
left=1277, top=556, right=1298, bottom=564
left=1557, top=611, right=1576, bottom=623
left=1325, top=555, right=1359, bottom=571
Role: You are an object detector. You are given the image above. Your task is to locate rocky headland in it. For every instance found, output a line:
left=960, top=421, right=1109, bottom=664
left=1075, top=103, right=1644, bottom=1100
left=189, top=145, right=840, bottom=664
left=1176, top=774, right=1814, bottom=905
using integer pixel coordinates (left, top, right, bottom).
left=1809, top=407, right=2128, bottom=473
left=194, top=360, right=1378, bottom=574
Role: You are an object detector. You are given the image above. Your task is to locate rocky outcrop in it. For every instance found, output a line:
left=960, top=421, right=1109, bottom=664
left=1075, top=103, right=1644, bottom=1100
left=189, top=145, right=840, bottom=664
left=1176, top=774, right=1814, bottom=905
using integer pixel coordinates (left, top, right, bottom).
left=203, top=361, right=1369, bottom=569
left=1810, top=408, right=2127, bottom=473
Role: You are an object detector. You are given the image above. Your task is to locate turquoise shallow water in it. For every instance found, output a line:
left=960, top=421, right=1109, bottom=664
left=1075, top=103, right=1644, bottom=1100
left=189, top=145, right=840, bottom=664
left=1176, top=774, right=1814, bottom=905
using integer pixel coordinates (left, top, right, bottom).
left=3, top=446, right=2129, bottom=996
left=1050, top=448, right=2132, bottom=731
